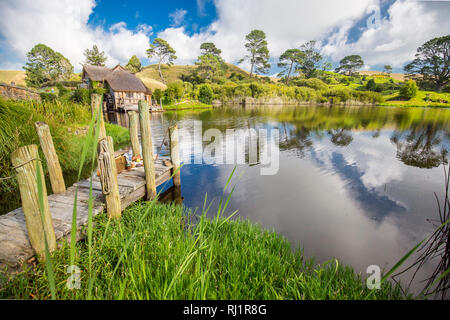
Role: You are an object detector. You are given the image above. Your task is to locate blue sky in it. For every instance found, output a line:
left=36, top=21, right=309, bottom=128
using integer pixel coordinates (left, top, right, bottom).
left=0, top=0, right=449, bottom=75
left=89, top=0, right=217, bottom=35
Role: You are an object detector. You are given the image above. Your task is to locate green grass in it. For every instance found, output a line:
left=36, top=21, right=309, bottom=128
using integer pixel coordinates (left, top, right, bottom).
left=381, top=90, right=450, bottom=108
left=0, top=98, right=130, bottom=215
left=163, top=100, right=213, bottom=110
left=0, top=200, right=406, bottom=300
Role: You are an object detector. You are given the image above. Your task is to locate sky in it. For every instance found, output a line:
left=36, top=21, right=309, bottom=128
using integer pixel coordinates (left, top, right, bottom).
left=0, top=0, right=449, bottom=75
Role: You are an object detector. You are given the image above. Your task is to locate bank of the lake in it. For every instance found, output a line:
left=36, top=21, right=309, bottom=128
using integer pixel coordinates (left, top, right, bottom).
left=163, top=100, right=213, bottom=110
left=0, top=201, right=406, bottom=299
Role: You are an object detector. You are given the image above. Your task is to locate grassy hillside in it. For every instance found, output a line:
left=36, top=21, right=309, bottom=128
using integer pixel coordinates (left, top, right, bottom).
left=359, top=70, right=405, bottom=81
left=0, top=70, right=26, bottom=86
left=137, top=63, right=251, bottom=84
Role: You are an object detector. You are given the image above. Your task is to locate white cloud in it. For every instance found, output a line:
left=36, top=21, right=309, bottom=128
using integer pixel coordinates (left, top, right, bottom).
left=322, top=0, right=450, bottom=68
left=169, top=9, right=188, bottom=27
left=0, top=0, right=448, bottom=72
left=158, top=0, right=448, bottom=71
left=0, top=0, right=151, bottom=71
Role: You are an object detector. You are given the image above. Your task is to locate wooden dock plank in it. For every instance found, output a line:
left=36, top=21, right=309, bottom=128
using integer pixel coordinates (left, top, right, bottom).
left=0, top=157, right=175, bottom=271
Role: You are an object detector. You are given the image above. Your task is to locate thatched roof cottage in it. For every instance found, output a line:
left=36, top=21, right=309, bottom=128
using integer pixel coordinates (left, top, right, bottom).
left=82, top=64, right=152, bottom=111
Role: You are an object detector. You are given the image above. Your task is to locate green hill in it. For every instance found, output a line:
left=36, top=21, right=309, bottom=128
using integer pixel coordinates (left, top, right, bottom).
left=136, top=63, right=252, bottom=86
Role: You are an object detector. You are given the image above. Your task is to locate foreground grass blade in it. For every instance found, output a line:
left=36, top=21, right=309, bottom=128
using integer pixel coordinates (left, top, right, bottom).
left=382, top=218, right=450, bottom=283
left=70, top=108, right=99, bottom=266
left=36, top=161, right=56, bottom=300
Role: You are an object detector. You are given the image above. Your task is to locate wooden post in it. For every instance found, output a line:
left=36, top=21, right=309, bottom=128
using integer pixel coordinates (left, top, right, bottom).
left=34, top=122, right=66, bottom=194
left=11, top=145, right=56, bottom=260
left=169, top=124, right=181, bottom=188
left=138, top=100, right=156, bottom=200
left=91, top=94, right=107, bottom=140
left=97, top=137, right=121, bottom=219
left=128, top=111, right=140, bottom=157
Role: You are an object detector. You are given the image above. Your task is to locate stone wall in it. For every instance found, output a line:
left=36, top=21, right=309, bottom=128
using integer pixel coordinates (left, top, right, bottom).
left=0, top=83, right=41, bottom=101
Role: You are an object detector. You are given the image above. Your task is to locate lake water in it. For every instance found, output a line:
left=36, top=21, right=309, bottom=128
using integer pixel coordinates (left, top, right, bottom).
left=107, top=105, right=450, bottom=295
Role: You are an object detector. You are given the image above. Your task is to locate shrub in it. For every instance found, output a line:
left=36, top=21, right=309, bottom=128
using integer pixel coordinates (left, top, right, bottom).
left=294, top=87, right=317, bottom=101
left=198, top=84, right=214, bottom=104
left=233, top=84, right=252, bottom=97
left=293, top=78, right=328, bottom=91
left=249, top=82, right=265, bottom=98
left=324, top=88, right=351, bottom=103
left=56, top=83, right=71, bottom=99
left=71, top=88, right=91, bottom=105
left=340, top=77, right=350, bottom=86
left=351, top=91, right=384, bottom=104
left=399, top=80, right=418, bottom=99
left=166, top=81, right=185, bottom=101
left=366, top=79, right=377, bottom=91
left=39, top=92, right=57, bottom=102
left=153, top=89, right=163, bottom=102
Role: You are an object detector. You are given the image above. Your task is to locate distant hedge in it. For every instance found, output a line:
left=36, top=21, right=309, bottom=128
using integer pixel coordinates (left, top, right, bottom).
left=41, top=80, right=82, bottom=88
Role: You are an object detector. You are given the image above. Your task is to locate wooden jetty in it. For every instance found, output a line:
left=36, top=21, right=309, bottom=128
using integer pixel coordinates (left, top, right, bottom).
left=0, top=96, right=181, bottom=272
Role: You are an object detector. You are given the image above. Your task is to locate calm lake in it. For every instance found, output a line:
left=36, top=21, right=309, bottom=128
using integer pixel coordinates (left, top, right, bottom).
left=108, top=105, right=450, bottom=294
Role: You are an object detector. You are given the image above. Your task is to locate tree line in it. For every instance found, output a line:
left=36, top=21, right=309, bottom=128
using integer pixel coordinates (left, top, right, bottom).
left=23, top=31, right=449, bottom=92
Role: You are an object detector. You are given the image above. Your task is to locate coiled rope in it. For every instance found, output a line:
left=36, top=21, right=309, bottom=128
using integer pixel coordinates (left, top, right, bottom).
left=97, top=139, right=112, bottom=195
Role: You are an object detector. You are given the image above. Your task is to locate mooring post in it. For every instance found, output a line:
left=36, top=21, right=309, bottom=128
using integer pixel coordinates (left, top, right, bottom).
left=138, top=100, right=156, bottom=200
left=91, top=94, right=107, bottom=139
left=169, top=124, right=181, bottom=188
left=97, top=137, right=121, bottom=219
left=11, top=144, right=56, bottom=261
left=34, top=121, right=66, bottom=194
left=128, top=111, right=140, bottom=157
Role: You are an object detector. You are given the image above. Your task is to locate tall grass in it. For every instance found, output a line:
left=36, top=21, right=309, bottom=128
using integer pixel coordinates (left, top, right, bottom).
left=0, top=98, right=130, bottom=215
left=0, top=200, right=407, bottom=299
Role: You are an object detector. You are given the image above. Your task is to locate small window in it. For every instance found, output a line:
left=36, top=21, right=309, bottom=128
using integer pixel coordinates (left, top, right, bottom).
left=126, top=92, right=133, bottom=98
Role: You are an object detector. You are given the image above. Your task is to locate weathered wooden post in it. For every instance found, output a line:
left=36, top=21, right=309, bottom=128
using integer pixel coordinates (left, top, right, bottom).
left=34, top=122, right=66, bottom=194
left=97, top=137, right=121, bottom=219
left=169, top=124, right=181, bottom=188
left=11, top=145, right=56, bottom=260
left=138, top=100, right=156, bottom=200
left=91, top=94, right=107, bottom=139
left=128, top=111, right=140, bottom=157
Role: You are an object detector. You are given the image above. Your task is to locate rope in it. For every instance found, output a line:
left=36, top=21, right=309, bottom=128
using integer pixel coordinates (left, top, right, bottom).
left=0, top=158, right=43, bottom=181
left=97, top=139, right=112, bottom=195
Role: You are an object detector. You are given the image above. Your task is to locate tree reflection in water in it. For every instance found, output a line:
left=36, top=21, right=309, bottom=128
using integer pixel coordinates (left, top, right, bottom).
left=391, top=123, right=448, bottom=169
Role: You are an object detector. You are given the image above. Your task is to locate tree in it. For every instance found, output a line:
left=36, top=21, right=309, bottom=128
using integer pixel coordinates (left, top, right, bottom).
left=336, top=55, right=364, bottom=76
left=198, top=84, right=214, bottom=104
left=297, top=41, right=322, bottom=78
left=195, top=42, right=227, bottom=82
left=277, top=49, right=305, bottom=84
left=83, top=45, right=107, bottom=66
left=146, top=38, right=177, bottom=84
left=23, top=43, right=73, bottom=88
left=322, top=61, right=333, bottom=71
left=125, top=55, right=142, bottom=73
left=404, top=35, right=449, bottom=92
left=399, top=80, right=418, bottom=99
left=240, top=30, right=270, bottom=77
left=383, top=65, right=392, bottom=75
left=200, top=42, right=222, bottom=56
left=366, top=78, right=377, bottom=91
left=195, top=54, right=223, bottom=82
